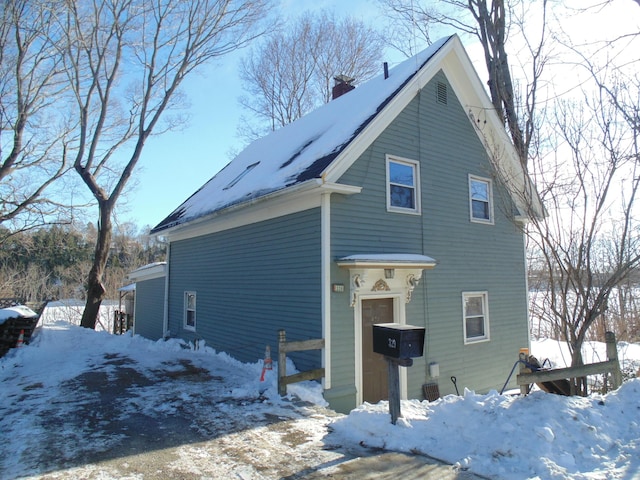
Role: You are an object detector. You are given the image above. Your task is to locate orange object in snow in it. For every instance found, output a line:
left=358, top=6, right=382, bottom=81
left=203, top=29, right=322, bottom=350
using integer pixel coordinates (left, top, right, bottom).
left=16, top=329, right=25, bottom=348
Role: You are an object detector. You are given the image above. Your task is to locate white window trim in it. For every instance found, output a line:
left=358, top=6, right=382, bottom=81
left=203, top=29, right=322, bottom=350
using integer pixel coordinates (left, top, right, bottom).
left=184, top=291, right=197, bottom=332
left=468, top=174, right=494, bottom=224
left=386, top=154, right=421, bottom=215
left=462, top=291, right=490, bottom=344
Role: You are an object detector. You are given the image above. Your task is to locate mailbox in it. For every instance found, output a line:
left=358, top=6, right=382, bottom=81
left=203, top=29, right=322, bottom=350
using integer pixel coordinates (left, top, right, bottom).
left=372, top=323, right=425, bottom=359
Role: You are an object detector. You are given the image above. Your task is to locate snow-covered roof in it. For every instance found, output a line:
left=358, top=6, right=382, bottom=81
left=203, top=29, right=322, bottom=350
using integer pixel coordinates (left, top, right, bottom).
left=127, top=262, right=167, bottom=282
left=152, top=34, right=542, bottom=235
left=152, top=37, right=453, bottom=233
left=0, top=306, right=38, bottom=325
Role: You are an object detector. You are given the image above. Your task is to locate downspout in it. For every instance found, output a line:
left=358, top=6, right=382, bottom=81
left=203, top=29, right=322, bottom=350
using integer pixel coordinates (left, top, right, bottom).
left=321, top=192, right=331, bottom=389
left=163, top=242, right=171, bottom=338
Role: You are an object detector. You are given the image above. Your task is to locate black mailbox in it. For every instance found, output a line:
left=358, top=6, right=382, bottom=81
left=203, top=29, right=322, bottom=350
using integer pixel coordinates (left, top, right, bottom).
left=372, top=323, right=425, bottom=359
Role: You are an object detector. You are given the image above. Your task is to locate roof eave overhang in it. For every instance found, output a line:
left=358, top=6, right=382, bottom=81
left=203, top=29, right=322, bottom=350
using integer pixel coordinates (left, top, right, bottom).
left=336, top=259, right=437, bottom=270
left=162, top=179, right=361, bottom=242
left=127, top=262, right=167, bottom=282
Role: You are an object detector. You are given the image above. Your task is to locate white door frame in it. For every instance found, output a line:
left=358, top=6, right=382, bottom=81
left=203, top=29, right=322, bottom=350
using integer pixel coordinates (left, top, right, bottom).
left=354, top=292, right=407, bottom=405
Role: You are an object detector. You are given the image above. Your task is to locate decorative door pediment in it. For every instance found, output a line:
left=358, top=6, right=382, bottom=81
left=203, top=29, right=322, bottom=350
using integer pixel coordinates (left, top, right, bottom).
left=336, top=254, right=437, bottom=307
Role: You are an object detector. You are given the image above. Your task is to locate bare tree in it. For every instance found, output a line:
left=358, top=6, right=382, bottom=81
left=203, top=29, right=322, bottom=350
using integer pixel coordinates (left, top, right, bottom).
left=380, top=0, right=551, bottom=169
left=52, top=0, right=273, bottom=329
left=525, top=77, right=640, bottom=394
left=238, top=10, right=384, bottom=140
left=0, top=0, right=74, bottom=233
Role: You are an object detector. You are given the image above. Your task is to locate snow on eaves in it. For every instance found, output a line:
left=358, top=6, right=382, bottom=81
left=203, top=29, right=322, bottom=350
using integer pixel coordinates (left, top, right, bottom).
left=152, top=37, right=453, bottom=234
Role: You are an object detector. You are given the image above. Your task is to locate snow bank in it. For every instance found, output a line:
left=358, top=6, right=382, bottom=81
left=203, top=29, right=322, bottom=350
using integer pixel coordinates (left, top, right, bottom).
left=331, top=381, right=640, bottom=479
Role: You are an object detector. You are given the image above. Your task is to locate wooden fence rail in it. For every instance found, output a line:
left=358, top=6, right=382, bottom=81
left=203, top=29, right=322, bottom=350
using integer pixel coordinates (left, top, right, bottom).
left=517, top=331, right=622, bottom=394
left=277, top=329, right=325, bottom=396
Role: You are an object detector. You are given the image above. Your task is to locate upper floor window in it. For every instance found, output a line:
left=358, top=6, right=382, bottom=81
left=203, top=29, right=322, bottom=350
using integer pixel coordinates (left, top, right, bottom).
left=469, top=175, right=493, bottom=224
left=387, top=155, right=421, bottom=214
left=184, top=291, right=196, bottom=331
left=463, top=292, right=490, bottom=344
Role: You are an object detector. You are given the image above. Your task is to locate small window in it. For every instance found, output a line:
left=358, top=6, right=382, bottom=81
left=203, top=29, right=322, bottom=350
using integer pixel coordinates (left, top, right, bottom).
left=184, top=291, right=196, bottom=331
left=469, top=175, right=493, bottom=224
left=224, top=162, right=259, bottom=190
left=386, top=155, right=421, bottom=214
left=463, top=292, right=490, bottom=344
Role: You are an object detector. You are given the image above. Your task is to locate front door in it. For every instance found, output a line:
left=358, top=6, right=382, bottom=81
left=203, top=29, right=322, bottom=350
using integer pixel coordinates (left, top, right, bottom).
left=361, top=298, right=394, bottom=403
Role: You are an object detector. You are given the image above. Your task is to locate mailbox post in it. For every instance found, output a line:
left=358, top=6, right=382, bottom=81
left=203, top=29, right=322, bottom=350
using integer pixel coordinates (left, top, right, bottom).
left=372, top=323, right=425, bottom=425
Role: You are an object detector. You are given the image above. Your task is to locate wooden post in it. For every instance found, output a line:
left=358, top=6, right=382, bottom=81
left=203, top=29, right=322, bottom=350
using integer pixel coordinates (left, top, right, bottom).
left=385, top=356, right=412, bottom=425
left=276, top=329, right=325, bottom=396
left=387, top=358, right=400, bottom=425
left=519, top=352, right=529, bottom=396
left=605, top=331, right=622, bottom=390
left=278, top=329, right=287, bottom=396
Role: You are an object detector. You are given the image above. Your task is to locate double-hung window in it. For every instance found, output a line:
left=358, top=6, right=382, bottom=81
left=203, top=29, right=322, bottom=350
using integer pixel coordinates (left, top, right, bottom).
left=469, top=175, right=493, bottom=223
left=184, top=291, right=196, bottom=331
left=463, top=292, right=490, bottom=344
left=387, top=155, right=421, bottom=214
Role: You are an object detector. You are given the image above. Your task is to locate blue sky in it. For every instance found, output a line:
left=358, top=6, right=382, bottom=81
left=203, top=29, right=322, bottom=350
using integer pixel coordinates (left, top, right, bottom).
left=116, top=0, right=636, bottom=231
left=119, top=0, right=392, bottom=229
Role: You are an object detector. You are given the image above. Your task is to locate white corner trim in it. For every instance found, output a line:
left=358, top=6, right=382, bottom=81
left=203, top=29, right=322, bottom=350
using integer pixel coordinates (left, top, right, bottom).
left=321, top=192, right=332, bottom=389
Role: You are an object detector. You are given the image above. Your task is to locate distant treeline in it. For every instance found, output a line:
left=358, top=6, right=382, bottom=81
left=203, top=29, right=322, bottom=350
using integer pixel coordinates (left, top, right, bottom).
left=0, top=222, right=165, bottom=304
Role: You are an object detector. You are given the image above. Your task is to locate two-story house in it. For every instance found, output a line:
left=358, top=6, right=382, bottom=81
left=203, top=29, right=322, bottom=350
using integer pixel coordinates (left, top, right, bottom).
left=141, top=35, right=542, bottom=413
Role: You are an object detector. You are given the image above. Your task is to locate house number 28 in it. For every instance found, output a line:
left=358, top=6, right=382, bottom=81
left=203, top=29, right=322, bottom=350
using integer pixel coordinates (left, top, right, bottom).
left=388, top=338, right=397, bottom=349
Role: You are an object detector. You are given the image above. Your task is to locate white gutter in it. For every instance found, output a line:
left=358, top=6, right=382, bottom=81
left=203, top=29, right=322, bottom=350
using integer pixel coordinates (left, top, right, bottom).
left=162, top=180, right=361, bottom=242
left=158, top=179, right=325, bottom=237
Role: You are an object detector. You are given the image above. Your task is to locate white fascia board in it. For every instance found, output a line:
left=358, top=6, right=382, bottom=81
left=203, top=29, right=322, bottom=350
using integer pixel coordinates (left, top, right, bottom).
left=440, top=39, right=545, bottom=219
left=166, top=180, right=361, bottom=242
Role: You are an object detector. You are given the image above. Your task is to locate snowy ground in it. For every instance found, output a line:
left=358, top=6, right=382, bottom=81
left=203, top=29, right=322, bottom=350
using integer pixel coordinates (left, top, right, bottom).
left=1, top=322, right=639, bottom=480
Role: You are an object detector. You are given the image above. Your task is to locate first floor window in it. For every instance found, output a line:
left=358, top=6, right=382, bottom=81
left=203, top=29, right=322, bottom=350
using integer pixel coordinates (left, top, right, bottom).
left=469, top=175, right=493, bottom=223
left=387, top=155, right=421, bottom=214
left=184, top=291, right=196, bottom=331
left=463, top=292, right=489, bottom=343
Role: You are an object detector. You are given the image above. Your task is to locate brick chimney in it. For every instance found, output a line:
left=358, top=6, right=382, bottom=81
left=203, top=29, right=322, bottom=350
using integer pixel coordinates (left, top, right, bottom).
left=332, top=75, right=355, bottom=100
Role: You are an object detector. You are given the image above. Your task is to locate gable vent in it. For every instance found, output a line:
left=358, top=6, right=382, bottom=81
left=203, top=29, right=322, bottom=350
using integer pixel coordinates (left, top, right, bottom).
left=436, top=82, right=448, bottom=104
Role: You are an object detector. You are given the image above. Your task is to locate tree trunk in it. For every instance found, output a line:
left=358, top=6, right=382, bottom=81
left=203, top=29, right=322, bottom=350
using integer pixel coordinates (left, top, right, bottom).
left=80, top=201, right=113, bottom=329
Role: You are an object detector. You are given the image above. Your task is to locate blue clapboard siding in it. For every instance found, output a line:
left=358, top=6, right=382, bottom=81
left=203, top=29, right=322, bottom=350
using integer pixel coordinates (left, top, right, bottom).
left=328, top=71, right=528, bottom=406
left=167, top=209, right=322, bottom=371
left=133, top=277, right=165, bottom=340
